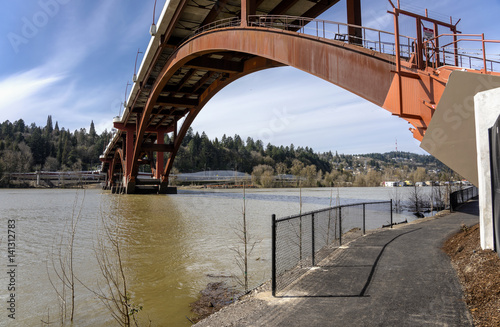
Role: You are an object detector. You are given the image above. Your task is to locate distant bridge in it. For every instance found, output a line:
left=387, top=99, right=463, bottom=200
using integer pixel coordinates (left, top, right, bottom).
left=100, top=0, right=500, bottom=194
left=10, top=171, right=104, bottom=187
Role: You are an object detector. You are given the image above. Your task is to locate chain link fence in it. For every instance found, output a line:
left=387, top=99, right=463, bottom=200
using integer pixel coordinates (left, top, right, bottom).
left=272, top=201, right=393, bottom=296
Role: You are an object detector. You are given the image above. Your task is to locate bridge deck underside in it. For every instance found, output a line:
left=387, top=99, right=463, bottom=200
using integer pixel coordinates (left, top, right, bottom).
left=121, top=0, right=343, bottom=136
left=101, top=1, right=351, bottom=192
left=101, top=0, right=353, bottom=192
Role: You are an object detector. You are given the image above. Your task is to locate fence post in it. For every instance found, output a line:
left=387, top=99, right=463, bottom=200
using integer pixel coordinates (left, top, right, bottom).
left=390, top=199, right=393, bottom=228
left=272, top=214, right=276, bottom=297
left=362, top=203, right=366, bottom=235
left=450, top=191, right=453, bottom=212
left=311, top=213, right=315, bottom=266
left=339, top=207, right=342, bottom=245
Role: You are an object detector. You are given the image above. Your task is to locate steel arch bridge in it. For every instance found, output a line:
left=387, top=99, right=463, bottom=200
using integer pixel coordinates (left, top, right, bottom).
left=100, top=0, right=500, bottom=194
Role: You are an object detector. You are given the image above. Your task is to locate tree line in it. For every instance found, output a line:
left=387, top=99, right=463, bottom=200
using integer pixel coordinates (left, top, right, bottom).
left=0, top=116, right=112, bottom=186
left=172, top=128, right=458, bottom=187
left=0, top=116, right=459, bottom=187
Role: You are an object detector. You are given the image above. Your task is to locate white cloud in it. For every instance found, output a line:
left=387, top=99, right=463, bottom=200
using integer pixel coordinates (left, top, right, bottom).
left=0, top=0, right=141, bottom=130
left=0, top=67, right=66, bottom=122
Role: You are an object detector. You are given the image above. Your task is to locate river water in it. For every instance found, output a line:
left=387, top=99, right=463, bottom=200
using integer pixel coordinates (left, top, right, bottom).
left=0, top=186, right=432, bottom=326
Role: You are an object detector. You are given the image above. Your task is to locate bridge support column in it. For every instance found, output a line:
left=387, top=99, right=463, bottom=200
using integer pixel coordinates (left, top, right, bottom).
left=347, top=0, right=362, bottom=45
left=125, top=129, right=134, bottom=178
left=474, top=87, right=500, bottom=251
left=156, top=131, right=165, bottom=179
left=125, top=177, right=136, bottom=194
left=241, top=0, right=256, bottom=26
left=125, top=130, right=136, bottom=194
left=159, top=183, right=177, bottom=194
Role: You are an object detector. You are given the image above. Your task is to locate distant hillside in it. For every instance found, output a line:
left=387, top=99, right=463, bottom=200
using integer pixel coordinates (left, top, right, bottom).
left=0, top=117, right=459, bottom=187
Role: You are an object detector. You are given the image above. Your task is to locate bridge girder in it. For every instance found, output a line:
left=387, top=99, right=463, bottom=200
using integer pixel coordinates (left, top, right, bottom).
left=99, top=0, right=500, bottom=195
left=118, top=26, right=449, bottom=193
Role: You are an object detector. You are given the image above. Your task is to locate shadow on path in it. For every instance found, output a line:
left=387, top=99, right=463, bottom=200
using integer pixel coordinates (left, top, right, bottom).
left=454, top=198, right=479, bottom=215
left=277, top=228, right=421, bottom=298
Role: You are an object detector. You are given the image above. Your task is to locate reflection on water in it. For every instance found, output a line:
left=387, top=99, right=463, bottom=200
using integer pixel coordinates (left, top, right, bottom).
left=0, top=187, right=430, bottom=326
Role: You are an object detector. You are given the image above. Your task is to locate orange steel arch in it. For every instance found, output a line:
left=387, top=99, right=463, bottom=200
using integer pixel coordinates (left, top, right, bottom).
left=105, top=148, right=126, bottom=192
left=126, top=26, right=444, bottom=192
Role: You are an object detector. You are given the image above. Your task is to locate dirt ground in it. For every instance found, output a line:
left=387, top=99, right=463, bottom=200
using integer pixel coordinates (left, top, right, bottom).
left=443, top=223, right=500, bottom=326
left=189, top=282, right=241, bottom=323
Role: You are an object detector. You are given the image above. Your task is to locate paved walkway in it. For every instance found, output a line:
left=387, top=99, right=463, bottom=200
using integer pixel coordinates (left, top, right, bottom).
left=195, top=200, right=479, bottom=327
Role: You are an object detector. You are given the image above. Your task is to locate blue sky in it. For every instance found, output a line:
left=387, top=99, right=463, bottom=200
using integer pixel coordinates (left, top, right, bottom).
left=1, top=0, right=499, bottom=154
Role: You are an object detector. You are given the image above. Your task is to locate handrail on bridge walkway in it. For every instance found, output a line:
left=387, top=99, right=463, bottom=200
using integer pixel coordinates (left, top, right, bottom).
left=185, top=15, right=416, bottom=59
left=423, top=33, right=500, bottom=73
left=184, top=14, right=500, bottom=73
left=249, top=15, right=414, bottom=57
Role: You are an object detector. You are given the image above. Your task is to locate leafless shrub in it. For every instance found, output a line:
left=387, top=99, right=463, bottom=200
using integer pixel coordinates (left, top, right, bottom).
left=76, top=204, right=147, bottom=327
left=231, top=185, right=260, bottom=292
left=45, top=190, right=85, bottom=324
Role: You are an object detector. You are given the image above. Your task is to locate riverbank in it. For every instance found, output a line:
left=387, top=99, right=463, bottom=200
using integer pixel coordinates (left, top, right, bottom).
left=0, top=182, right=101, bottom=189
left=192, top=201, right=480, bottom=326
left=443, top=223, right=500, bottom=326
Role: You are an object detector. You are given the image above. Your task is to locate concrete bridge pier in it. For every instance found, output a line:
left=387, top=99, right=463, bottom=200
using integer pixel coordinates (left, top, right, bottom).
left=159, top=183, right=177, bottom=194
left=421, top=72, right=500, bottom=251
left=125, top=177, right=136, bottom=194
left=474, top=87, right=500, bottom=251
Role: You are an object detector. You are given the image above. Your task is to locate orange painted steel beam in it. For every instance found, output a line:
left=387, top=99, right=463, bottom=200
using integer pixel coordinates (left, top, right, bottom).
left=241, top=0, right=256, bottom=27
left=114, top=122, right=172, bottom=134
left=125, top=129, right=135, bottom=192
left=116, top=149, right=126, bottom=176
left=108, top=148, right=126, bottom=189
left=155, top=131, right=165, bottom=179
left=128, top=27, right=399, bottom=190
left=346, top=0, right=362, bottom=45
left=142, top=143, right=174, bottom=152
left=160, top=57, right=280, bottom=186
left=120, top=24, right=499, bottom=192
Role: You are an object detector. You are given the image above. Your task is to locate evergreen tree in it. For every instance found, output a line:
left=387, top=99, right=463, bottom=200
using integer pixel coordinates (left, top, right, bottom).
left=89, top=120, right=97, bottom=143
left=13, top=119, right=25, bottom=133
left=45, top=115, right=53, bottom=134
left=29, top=127, right=45, bottom=166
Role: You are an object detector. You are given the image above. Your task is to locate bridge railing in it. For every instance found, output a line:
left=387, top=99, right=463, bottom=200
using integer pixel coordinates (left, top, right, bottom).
left=185, top=17, right=241, bottom=42
left=423, top=34, right=500, bottom=73
left=450, top=186, right=478, bottom=212
left=183, top=15, right=415, bottom=60
left=184, top=15, right=500, bottom=74
left=248, top=15, right=416, bottom=59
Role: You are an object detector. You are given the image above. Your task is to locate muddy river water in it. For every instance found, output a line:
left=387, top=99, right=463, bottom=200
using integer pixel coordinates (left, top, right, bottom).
left=0, top=186, right=430, bottom=326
